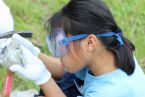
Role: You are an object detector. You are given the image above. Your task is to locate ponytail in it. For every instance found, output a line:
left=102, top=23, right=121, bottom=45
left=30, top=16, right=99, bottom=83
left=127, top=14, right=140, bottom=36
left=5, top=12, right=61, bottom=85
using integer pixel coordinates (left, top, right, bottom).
left=101, top=25, right=135, bottom=75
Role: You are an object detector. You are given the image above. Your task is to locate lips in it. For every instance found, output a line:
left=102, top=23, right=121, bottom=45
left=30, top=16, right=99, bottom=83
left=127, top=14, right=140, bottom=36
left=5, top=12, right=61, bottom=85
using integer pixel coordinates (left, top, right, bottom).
left=60, top=63, right=65, bottom=67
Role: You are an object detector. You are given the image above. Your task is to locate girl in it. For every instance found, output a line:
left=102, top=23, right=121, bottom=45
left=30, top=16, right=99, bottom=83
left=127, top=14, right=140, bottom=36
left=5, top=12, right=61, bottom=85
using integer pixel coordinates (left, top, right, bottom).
left=9, top=0, right=145, bottom=97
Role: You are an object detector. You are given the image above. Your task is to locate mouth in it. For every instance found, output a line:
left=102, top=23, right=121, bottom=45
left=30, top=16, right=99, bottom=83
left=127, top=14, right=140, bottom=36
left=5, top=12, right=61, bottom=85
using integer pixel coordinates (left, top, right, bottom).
left=60, top=63, right=65, bottom=67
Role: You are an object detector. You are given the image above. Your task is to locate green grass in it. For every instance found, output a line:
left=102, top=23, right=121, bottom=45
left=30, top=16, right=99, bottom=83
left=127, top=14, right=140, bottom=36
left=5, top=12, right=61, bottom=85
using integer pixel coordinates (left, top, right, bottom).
left=0, top=0, right=145, bottom=92
left=105, top=0, right=145, bottom=61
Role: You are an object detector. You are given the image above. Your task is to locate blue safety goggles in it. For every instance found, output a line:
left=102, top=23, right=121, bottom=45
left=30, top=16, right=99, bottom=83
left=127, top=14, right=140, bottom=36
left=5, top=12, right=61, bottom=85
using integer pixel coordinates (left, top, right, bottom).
left=46, top=28, right=123, bottom=57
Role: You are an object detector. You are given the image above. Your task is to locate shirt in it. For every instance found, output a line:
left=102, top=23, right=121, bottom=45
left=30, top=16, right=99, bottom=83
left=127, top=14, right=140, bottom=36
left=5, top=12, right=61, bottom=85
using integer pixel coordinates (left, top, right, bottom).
left=75, top=58, right=145, bottom=97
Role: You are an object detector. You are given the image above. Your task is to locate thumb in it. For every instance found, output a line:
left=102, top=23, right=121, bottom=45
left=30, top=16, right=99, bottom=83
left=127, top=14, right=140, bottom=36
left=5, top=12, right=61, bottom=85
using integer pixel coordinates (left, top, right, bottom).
left=12, top=34, right=22, bottom=42
left=12, top=34, right=23, bottom=41
left=12, top=34, right=36, bottom=56
left=12, top=34, right=30, bottom=46
left=9, top=64, right=24, bottom=73
left=12, top=34, right=28, bottom=46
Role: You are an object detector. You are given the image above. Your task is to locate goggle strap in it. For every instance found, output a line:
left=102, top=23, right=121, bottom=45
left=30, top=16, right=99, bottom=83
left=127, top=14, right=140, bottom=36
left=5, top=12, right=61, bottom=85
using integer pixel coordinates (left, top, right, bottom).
left=61, top=34, right=88, bottom=45
left=96, top=32, right=123, bottom=45
left=61, top=32, right=123, bottom=46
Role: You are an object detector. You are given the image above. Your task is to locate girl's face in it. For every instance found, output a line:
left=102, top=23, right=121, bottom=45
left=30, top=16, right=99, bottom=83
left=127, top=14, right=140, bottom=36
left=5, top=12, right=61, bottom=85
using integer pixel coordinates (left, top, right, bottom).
left=60, top=34, right=100, bottom=73
left=47, top=28, right=108, bottom=73
left=60, top=41, right=87, bottom=73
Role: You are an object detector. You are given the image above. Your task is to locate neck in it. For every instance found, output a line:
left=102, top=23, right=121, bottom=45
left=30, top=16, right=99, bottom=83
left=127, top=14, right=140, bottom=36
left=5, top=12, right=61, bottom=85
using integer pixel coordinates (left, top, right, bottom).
left=88, top=49, right=117, bottom=76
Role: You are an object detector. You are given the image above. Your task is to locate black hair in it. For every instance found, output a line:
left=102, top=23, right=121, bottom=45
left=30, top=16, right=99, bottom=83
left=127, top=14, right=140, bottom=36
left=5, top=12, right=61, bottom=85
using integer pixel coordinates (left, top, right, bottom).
left=45, top=0, right=135, bottom=75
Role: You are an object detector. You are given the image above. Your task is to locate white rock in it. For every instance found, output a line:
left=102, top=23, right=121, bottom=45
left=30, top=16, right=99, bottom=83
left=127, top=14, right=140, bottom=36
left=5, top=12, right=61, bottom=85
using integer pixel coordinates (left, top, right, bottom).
left=0, top=38, right=25, bottom=68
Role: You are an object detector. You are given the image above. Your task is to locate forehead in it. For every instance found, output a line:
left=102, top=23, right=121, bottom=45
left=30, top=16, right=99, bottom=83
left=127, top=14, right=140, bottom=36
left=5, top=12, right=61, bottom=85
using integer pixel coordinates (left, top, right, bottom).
left=50, top=28, right=73, bottom=38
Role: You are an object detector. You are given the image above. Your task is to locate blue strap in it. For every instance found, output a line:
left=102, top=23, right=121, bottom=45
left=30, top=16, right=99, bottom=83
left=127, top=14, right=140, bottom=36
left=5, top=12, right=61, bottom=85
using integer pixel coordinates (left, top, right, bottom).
left=61, top=34, right=88, bottom=45
left=61, top=32, right=123, bottom=45
left=96, top=32, right=123, bottom=45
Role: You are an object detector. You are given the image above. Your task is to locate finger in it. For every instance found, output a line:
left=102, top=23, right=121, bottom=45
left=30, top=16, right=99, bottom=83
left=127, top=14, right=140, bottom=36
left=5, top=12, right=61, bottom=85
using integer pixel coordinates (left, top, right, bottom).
left=9, top=64, right=29, bottom=79
left=6, top=38, right=12, bottom=46
left=12, top=34, right=31, bottom=44
left=12, top=34, right=35, bottom=54
left=12, top=34, right=26, bottom=44
left=20, top=45, right=35, bottom=62
left=21, top=45, right=32, bottom=55
left=9, top=64, right=24, bottom=73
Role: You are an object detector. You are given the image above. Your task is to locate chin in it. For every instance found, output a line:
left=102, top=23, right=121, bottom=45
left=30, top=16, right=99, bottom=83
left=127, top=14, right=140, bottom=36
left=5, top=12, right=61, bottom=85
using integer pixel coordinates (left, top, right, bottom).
left=66, top=68, right=81, bottom=73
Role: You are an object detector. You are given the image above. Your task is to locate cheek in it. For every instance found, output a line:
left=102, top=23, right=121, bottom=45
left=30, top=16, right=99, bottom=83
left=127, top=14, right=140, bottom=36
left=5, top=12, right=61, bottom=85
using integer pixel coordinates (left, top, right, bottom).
left=61, top=54, right=86, bottom=73
left=61, top=42, right=87, bottom=73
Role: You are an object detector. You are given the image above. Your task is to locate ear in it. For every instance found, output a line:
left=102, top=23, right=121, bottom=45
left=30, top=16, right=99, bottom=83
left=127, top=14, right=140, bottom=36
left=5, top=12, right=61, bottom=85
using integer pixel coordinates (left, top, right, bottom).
left=81, top=34, right=98, bottom=52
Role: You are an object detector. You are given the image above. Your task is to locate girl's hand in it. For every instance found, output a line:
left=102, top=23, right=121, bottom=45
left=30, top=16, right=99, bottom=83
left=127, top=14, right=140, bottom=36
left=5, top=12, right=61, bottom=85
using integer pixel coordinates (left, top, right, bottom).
left=12, top=34, right=40, bottom=57
left=9, top=46, right=51, bottom=85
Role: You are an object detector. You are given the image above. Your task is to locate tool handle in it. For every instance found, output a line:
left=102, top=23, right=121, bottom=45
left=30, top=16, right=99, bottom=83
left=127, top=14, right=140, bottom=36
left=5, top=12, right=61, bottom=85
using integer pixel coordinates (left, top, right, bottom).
left=1, top=71, right=14, bottom=97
